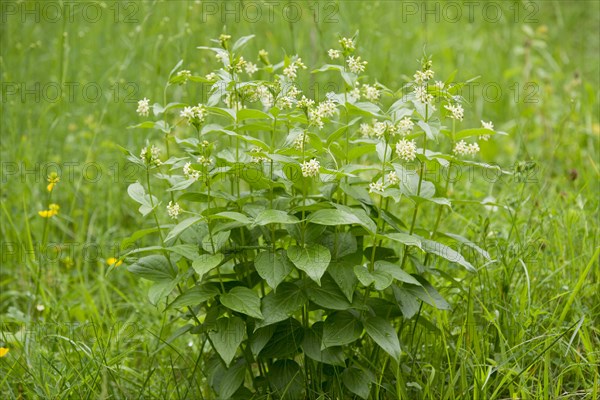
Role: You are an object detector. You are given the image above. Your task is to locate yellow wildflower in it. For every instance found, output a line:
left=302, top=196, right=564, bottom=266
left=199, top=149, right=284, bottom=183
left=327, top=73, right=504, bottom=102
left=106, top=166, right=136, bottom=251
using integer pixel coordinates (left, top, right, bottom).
left=47, top=172, right=60, bottom=192
left=39, top=203, right=59, bottom=218
left=0, top=347, right=8, bottom=357
left=107, top=257, right=123, bottom=267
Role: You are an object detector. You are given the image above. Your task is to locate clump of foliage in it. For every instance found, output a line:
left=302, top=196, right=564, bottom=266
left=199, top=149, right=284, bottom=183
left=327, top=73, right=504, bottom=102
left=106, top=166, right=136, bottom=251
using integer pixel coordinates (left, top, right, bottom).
left=122, top=33, right=506, bottom=399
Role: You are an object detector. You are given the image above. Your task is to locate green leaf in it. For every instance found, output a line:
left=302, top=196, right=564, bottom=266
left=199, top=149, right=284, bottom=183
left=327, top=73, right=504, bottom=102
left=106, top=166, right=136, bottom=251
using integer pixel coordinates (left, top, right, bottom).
left=201, top=230, right=230, bottom=254
left=440, top=232, right=491, bottom=261
left=237, top=108, right=272, bottom=122
left=232, top=34, right=255, bottom=52
left=256, top=283, right=307, bottom=328
left=254, top=250, right=294, bottom=290
left=253, top=209, right=300, bottom=226
left=268, top=359, right=304, bottom=400
left=391, top=285, right=421, bottom=318
left=353, top=265, right=393, bottom=290
left=168, top=244, right=200, bottom=260
left=259, top=318, right=304, bottom=359
left=287, top=244, right=331, bottom=285
left=385, top=232, right=422, bottom=249
left=212, top=211, right=253, bottom=225
left=220, top=287, right=263, bottom=319
left=403, top=277, right=450, bottom=310
left=334, top=204, right=377, bottom=234
left=147, top=279, right=178, bottom=305
left=191, top=253, right=224, bottom=279
left=304, top=274, right=351, bottom=310
left=374, top=261, right=422, bottom=285
left=128, top=255, right=177, bottom=282
left=164, top=216, right=203, bottom=244
left=342, top=366, right=375, bottom=399
left=453, top=127, right=497, bottom=140
left=217, top=360, right=246, bottom=399
left=327, top=262, right=357, bottom=302
left=208, top=317, right=245, bottom=367
left=127, top=182, right=158, bottom=216
left=364, top=316, right=401, bottom=362
left=167, top=284, right=220, bottom=309
left=301, top=324, right=346, bottom=366
left=321, top=311, right=363, bottom=349
left=421, top=239, right=476, bottom=272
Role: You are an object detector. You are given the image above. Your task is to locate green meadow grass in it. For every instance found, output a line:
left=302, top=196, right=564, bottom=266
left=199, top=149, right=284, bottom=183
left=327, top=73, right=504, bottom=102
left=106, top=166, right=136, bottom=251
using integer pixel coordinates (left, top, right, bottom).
left=1, top=0, right=598, bottom=398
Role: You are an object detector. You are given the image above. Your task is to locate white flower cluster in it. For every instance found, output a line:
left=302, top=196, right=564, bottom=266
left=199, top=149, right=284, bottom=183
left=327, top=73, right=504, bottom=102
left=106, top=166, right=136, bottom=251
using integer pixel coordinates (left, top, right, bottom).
left=297, top=95, right=315, bottom=110
left=293, top=131, right=307, bottom=150
left=413, top=69, right=435, bottom=85
left=183, top=162, right=200, bottom=180
left=205, top=72, right=218, bottom=81
left=176, top=70, right=192, bottom=84
left=368, top=181, right=384, bottom=193
left=347, top=56, right=367, bottom=74
left=276, top=85, right=301, bottom=109
left=414, top=86, right=434, bottom=107
left=395, top=139, right=417, bottom=162
left=250, top=147, right=268, bottom=163
left=256, top=85, right=274, bottom=109
left=245, top=62, right=258, bottom=75
left=453, top=140, right=480, bottom=156
left=309, top=99, right=337, bottom=129
left=386, top=170, right=400, bottom=185
left=397, top=117, right=414, bottom=135
left=362, top=84, right=380, bottom=102
left=480, top=120, right=494, bottom=141
left=180, top=104, right=207, bottom=125
left=136, top=98, right=150, bottom=117
left=167, top=201, right=181, bottom=219
left=444, top=103, right=464, bottom=121
left=140, top=145, right=162, bottom=166
left=283, top=57, right=307, bottom=80
left=301, top=159, right=320, bottom=177
left=328, top=49, right=341, bottom=59
left=339, top=37, right=355, bottom=52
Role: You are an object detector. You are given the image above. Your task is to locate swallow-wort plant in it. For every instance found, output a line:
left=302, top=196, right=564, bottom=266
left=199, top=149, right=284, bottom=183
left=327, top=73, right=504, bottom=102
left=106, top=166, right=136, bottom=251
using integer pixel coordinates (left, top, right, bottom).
left=121, top=33, right=506, bottom=399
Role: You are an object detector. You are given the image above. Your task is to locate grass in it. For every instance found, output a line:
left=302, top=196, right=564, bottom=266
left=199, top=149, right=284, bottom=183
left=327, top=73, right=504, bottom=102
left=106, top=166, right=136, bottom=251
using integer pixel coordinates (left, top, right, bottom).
left=1, top=0, right=599, bottom=398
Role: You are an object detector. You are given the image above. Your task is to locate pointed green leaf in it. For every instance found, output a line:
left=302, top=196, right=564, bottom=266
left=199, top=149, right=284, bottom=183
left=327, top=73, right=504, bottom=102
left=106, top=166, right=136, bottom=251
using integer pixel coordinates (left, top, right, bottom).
left=253, top=210, right=300, bottom=226
left=208, top=317, right=245, bottom=367
left=256, top=283, right=307, bottom=328
left=342, top=366, right=375, bottom=399
left=322, top=311, right=363, bottom=349
left=128, top=255, right=177, bottom=282
left=255, top=250, right=293, bottom=290
left=365, top=316, right=401, bottom=362
left=192, top=253, right=224, bottom=279
left=220, top=287, right=263, bottom=319
left=288, top=244, right=331, bottom=285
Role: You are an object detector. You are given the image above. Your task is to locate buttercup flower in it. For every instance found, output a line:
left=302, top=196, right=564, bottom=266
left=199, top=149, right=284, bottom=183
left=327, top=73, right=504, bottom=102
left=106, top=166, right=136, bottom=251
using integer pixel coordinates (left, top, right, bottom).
left=47, top=172, right=60, bottom=192
left=136, top=98, right=150, bottom=116
left=107, top=257, right=123, bottom=267
left=39, top=203, right=60, bottom=218
left=301, top=159, right=320, bottom=178
left=0, top=347, right=8, bottom=357
left=396, top=139, right=417, bottom=162
left=167, top=201, right=181, bottom=219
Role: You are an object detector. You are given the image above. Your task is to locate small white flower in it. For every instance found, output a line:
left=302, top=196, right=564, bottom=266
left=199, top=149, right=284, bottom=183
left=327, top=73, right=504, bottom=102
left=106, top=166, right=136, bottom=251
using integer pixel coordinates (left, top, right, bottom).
left=176, top=70, right=192, bottom=84
left=362, top=84, right=380, bottom=102
left=286, top=86, right=301, bottom=99
left=349, top=87, right=361, bottom=101
left=256, top=85, right=274, bottom=109
left=386, top=170, right=400, bottom=185
left=180, top=104, right=207, bottom=125
left=277, top=96, right=294, bottom=109
left=167, top=201, right=181, bottom=219
left=205, top=72, right=218, bottom=81
left=444, top=103, right=464, bottom=121
left=140, top=145, right=162, bottom=166
left=434, top=80, right=445, bottom=89
left=339, top=37, right=355, bottom=51
left=359, top=123, right=373, bottom=138
left=183, top=162, right=200, bottom=180
left=328, top=49, right=341, bottom=59
left=372, top=121, right=387, bottom=138
left=197, top=156, right=212, bottom=167
left=414, top=69, right=435, bottom=84
left=36, top=304, right=45, bottom=312
left=293, top=131, right=307, bottom=150
left=283, top=57, right=307, bottom=80
left=245, top=62, right=258, bottom=75
left=397, top=117, right=414, bottom=135
left=301, top=159, right=320, bottom=177
left=297, top=95, right=315, bottom=109
left=347, top=56, right=367, bottom=74
left=453, top=140, right=479, bottom=156
left=480, top=120, right=494, bottom=141
left=250, top=147, right=268, bottom=163
left=413, top=86, right=434, bottom=105
left=369, top=181, right=384, bottom=193
left=136, top=98, right=150, bottom=116
left=395, top=139, right=417, bottom=162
